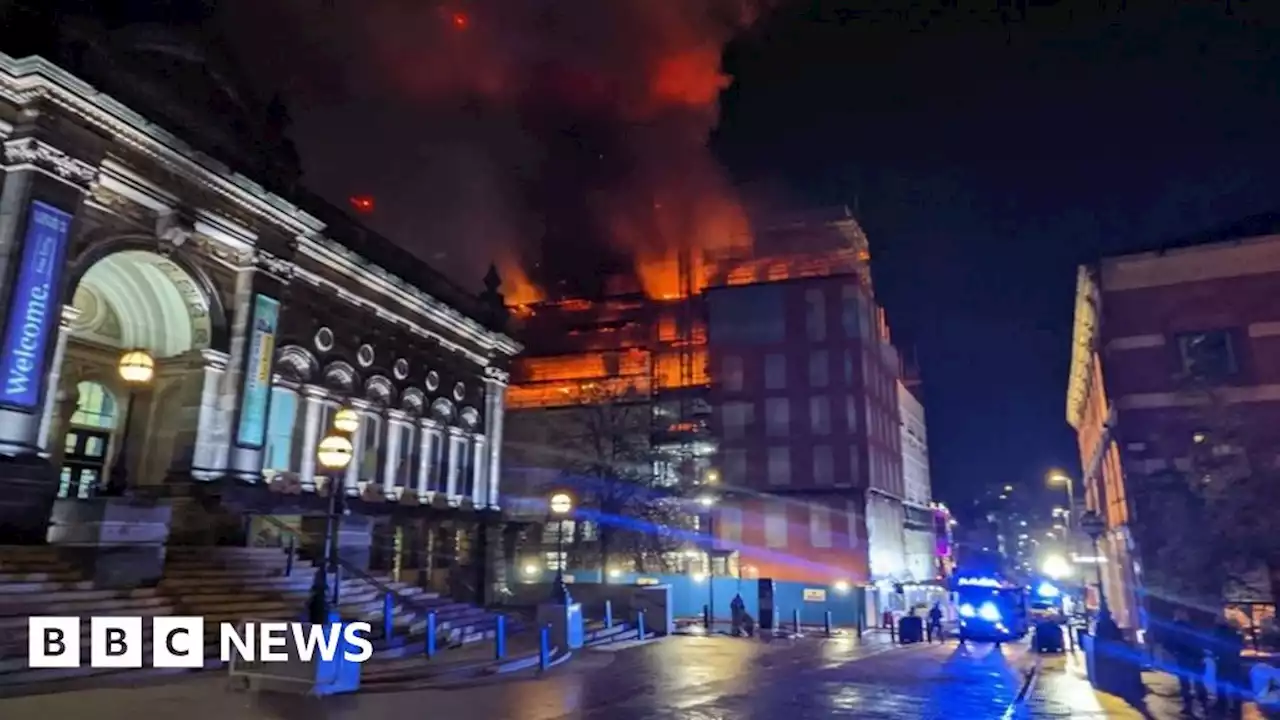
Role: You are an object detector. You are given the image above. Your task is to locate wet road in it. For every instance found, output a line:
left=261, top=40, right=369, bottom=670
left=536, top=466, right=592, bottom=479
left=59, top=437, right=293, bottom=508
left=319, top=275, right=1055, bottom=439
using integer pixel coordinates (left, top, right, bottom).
left=0, top=635, right=1043, bottom=720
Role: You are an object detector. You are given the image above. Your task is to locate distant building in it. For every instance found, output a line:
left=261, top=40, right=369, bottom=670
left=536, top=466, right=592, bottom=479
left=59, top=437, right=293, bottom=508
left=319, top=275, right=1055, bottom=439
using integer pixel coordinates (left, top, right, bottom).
left=898, top=381, right=935, bottom=582
left=1066, top=224, right=1280, bottom=630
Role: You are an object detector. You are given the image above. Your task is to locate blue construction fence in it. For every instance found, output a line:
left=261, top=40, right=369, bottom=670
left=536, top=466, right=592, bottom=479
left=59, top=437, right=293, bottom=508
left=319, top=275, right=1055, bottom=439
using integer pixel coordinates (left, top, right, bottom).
left=527, top=570, right=866, bottom=627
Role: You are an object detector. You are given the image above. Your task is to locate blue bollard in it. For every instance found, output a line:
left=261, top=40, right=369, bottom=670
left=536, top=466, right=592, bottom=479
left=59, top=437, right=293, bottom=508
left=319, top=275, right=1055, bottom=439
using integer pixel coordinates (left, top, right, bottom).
left=425, top=612, right=437, bottom=658
left=383, top=592, right=395, bottom=640
left=637, top=609, right=646, bottom=639
left=793, top=608, right=801, bottom=634
left=824, top=610, right=833, bottom=637
left=494, top=615, right=506, bottom=660
left=703, top=604, right=711, bottom=629
left=605, top=600, right=614, bottom=629
left=539, top=625, right=551, bottom=672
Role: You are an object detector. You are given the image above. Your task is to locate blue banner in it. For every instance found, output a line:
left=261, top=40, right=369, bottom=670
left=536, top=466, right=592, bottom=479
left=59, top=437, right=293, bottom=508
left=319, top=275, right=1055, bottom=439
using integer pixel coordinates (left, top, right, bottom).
left=0, top=201, right=73, bottom=410
left=236, top=294, right=280, bottom=448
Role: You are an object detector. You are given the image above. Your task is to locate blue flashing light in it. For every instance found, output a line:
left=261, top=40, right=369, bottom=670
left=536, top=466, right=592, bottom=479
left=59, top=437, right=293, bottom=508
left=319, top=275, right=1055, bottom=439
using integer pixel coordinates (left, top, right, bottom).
left=957, top=576, right=1003, bottom=588
left=977, top=602, right=1002, bottom=622
left=1036, top=582, right=1061, bottom=598
left=958, top=603, right=976, bottom=618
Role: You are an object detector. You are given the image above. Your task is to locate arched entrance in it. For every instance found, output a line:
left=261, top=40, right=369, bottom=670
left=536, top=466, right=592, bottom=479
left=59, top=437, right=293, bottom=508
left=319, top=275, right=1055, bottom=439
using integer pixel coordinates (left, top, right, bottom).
left=52, top=249, right=217, bottom=497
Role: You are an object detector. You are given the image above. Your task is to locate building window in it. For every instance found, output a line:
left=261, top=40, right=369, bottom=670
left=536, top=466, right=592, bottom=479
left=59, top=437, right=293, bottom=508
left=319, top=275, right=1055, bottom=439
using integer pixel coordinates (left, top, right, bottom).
left=360, top=412, right=383, bottom=484
left=543, top=551, right=566, bottom=571
left=845, top=395, right=859, bottom=434
left=765, top=398, right=790, bottom=437
left=805, top=288, right=826, bottom=341
left=70, top=381, right=117, bottom=429
left=809, top=396, right=831, bottom=435
left=722, top=355, right=744, bottom=393
left=850, top=445, right=861, bottom=484
left=765, top=354, right=787, bottom=390
left=1177, top=330, right=1237, bottom=379
left=723, top=448, right=747, bottom=485
left=841, top=285, right=861, bottom=338
left=767, top=447, right=791, bottom=486
left=844, top=350, right=855, bottom=385
left=721, top=401, right=754, bottom=440
left=765, top=502, right=789, bottom=548
left=809, top=350, right=829, bottom=387
left=810, top=505, right=833, bottom=549
left=813, top=445, right=834, bottom=485
left=720, top=506, right=743, bottom=545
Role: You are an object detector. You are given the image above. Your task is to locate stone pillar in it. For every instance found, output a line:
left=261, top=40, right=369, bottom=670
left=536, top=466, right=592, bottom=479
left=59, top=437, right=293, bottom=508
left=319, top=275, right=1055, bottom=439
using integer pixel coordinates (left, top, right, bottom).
left=470, top=433, right=488, bottom=507
left=342, top=398, right=371, bottom=495
left=415, top=417, right=439, bottom=501
left=444, top=426, right=466, bottom=504
left=421, top=419, right=444, bottom=497
left=296, top=384, right=328, bottom=491
left=482, top=376, right=508, bottom=509
left=226, top=262, right=285, bottom=482
left=0, top=135, right=98, bottom=543
left=36, top=305, right=80, bottom=457
left=189, top=349, right=230, bottom=480
left=383, top=409, right=411, bottom=499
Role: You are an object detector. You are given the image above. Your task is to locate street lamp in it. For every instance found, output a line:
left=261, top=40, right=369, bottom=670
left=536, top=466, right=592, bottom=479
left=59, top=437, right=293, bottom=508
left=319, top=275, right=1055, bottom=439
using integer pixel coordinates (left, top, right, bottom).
left=1042, top=554, right=1072, bottom=581
left=549, top=492, right=573, bottom=603
left=1047, top=471, right=1076, bottom=528
left=333, top=407, right=360, bottom=434
left=104, top=349, right=156, bottom=496
left=699, top=493, right=718, bottom=630
left=1079, top=509, right=1121, bottom=640
left=311, top=432, right=354, bottom=624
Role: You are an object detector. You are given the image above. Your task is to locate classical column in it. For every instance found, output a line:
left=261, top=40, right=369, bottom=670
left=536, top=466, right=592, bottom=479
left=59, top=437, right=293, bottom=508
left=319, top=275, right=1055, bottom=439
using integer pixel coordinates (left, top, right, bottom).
left=470, top=434, right=488, bottom=507
left=482, top=375, right=508, bottom=509
left=37, top=305, right=81, bottom=456
left=225, top=264, right=283, bottom=482
left=188, top=349, right=231, bottom=480
left=383, top=409, right=411, bottom=499
left=344, top=399, right=372, bottom=495
left=444, top=426, right=466, bottom=504
left=297, top=384, right=329, bottom=491
left=417, top=418, right=443, bottom=500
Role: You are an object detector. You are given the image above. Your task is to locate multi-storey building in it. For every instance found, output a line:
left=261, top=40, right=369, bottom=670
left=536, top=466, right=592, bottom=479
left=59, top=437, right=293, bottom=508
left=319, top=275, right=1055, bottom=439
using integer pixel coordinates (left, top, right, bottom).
left=898, top=381, right=935, bottom=582
left=1067, top=222, right=1280, bottom=630
left=0, top=5, right=521, bottom=601
left=503, top=207, right=905, bottom=586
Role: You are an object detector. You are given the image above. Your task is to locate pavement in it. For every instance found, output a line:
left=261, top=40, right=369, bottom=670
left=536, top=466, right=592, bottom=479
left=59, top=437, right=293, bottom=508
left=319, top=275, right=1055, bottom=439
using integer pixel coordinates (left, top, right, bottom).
left=0, top=632, right=1266, bottom=719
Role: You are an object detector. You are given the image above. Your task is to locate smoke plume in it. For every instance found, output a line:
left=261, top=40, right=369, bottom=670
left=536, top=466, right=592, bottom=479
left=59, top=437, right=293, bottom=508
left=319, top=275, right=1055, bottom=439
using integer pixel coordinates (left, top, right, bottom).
left=222, top=0, right=764, bottom=301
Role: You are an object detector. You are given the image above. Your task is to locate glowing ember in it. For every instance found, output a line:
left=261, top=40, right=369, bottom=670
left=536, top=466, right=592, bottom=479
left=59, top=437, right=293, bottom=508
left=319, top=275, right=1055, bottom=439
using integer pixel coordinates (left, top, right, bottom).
left=451, top=11, right=469, bottom=29
left=349, top=195, right=375, bottom=214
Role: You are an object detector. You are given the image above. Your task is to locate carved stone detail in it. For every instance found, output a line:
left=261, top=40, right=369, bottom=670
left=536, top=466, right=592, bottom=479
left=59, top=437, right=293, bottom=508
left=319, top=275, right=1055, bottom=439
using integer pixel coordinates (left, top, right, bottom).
left=3, top=137, right=97, bottom=187
left=483, top=365, right=510, bottom=385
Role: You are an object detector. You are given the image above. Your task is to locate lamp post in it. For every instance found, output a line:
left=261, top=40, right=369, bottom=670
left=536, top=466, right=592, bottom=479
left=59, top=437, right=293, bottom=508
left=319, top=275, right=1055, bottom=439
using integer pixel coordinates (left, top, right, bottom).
left=1047, top=471, right=1076, bottom=534
left=104, top=350, right=156, bottom=496
left=311, top=429, right=355, bottom=624
left=549, top=492, right=573, bottom=603
left=1079, top=509, right=1120, bottom=639
left=699, top=493, right=717, bottom=630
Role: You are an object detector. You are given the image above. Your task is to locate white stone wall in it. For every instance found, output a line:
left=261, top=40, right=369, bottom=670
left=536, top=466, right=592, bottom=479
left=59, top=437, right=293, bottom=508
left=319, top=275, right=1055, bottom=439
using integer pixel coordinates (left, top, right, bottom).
left=897, top=382, right=931, bottom=508
left=904, top=528, right=935, bottom=582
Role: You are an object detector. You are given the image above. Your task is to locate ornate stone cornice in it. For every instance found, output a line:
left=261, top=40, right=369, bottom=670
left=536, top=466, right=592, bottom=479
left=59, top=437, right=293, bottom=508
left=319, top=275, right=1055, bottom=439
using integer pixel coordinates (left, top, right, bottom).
left=1066, top=266, right=1101, bottom=429
left=254, top=250, right=294, bottom=280
left=3, top=137, right=97, bottom=187
left=483, top=365, right=510, bottom=385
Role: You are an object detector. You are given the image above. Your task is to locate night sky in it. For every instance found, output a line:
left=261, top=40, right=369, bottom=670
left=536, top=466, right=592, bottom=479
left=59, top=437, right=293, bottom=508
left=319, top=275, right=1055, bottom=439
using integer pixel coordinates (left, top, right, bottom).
left=223, top=2, right=1280, bottom=519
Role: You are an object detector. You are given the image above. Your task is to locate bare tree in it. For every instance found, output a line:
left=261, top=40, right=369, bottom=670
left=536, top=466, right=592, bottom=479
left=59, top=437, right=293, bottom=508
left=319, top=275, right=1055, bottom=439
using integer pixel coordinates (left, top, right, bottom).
left=1133, top=380, right=1280, bottom=607
left=505, top=384, right=697, bottom=574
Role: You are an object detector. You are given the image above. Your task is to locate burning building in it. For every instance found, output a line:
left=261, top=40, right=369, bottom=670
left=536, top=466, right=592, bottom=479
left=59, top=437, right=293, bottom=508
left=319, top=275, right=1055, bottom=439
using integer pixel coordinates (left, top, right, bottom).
left=503, top=206, right=908, bottom=586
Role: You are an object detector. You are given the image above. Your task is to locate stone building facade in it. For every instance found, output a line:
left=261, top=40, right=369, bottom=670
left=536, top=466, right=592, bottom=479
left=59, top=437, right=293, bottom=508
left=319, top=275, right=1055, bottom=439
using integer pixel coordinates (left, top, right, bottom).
left=0, top=41, right=520, bottom=596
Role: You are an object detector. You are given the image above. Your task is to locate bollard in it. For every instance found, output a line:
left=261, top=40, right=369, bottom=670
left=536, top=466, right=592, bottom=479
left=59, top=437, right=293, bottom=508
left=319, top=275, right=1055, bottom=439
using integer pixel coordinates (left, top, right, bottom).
left=383, top=592, right=395, bottom=641
left=425, top=612, right=438, bottom=658
left=637, top=609, right=646, bottom=639
left=494, top=615, right=507, bottom=660
left=824, top=610, right=833, bottom=637
left=538, top=625, right=551, bottom=672
left=332, top=565, right=342, bottom=606
left=284, top=537, right=295, bottom=577
left=703, top=604, right=711, bottom=630
left=792, top=608, right=801, bottom=634
left=890, top=618, right=897, bottom=644
left=604, top=600, right=614, bottom=629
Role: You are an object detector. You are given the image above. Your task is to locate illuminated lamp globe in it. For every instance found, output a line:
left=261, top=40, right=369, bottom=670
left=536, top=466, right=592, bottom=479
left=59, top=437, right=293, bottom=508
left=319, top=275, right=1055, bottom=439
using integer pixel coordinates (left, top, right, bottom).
left=549, top=492, right=573, bottom=516
left=118, top=350, right=156, bottom=385
left=317, top=434, right=355, bottom=471
left=698, top=495, right=716, bottom=508
left=333, top=408, right=360, bottom=434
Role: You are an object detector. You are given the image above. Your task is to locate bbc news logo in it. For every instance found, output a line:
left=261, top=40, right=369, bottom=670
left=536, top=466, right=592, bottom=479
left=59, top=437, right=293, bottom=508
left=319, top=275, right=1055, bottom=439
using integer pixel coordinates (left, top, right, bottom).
left=28, top=617, right=374, bottom=668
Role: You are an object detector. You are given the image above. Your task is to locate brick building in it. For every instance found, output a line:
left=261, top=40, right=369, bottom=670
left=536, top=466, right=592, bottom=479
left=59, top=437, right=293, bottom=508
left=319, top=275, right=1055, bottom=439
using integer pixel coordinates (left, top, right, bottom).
left=1066, top=222, right=1280, bottom=630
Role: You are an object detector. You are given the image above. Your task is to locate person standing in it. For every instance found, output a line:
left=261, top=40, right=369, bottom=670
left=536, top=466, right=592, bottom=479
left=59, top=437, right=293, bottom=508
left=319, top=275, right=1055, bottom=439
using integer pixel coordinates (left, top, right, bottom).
left=928, top=602, right=945, bottom=643
left=1212, top=619, right=1245, bottom=719
left=1166, top=610, right=1209, bottom=715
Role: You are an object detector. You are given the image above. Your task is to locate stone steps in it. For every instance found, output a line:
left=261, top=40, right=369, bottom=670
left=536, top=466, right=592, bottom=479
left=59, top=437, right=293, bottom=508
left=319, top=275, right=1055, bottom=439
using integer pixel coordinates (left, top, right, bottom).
left=0, top=544, right=517, bottom=695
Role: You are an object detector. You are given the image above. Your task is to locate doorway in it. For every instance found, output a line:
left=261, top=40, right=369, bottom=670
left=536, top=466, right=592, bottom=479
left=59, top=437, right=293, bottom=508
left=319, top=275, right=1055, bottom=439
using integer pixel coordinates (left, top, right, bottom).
left=59, top=428, right=111, bottom=498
